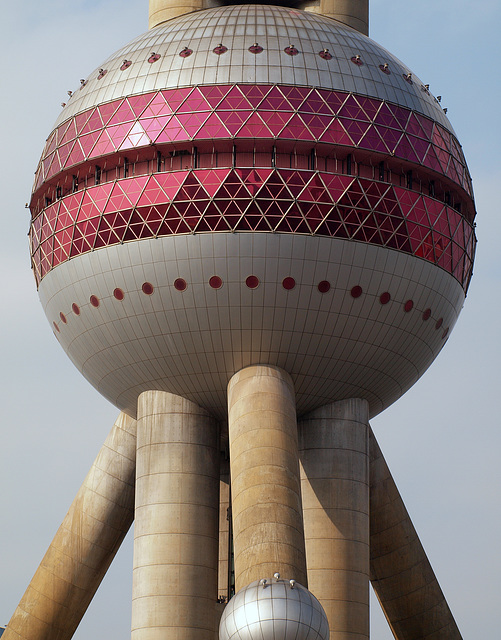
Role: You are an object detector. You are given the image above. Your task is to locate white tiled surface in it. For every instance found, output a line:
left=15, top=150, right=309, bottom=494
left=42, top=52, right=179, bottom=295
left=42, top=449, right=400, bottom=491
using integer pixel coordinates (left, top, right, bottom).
left=39, top=234, right=464, bottom=421
left=55, top=5, right=453, bottom=131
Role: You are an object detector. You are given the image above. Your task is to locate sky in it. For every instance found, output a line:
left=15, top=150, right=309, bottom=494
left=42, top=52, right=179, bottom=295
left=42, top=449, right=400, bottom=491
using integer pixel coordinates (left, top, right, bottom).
left=1, top=0, right=499, bottom=637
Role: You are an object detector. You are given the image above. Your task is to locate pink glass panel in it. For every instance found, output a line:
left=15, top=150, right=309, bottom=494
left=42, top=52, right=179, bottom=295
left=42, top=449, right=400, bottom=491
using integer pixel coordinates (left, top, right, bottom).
left=301, top=90, right=333, bottom=115
left=108, top=99, right=136, bottom=126
left=141, top=93, right=171, bottom=118
left=280, top=114, right=315, bottom=141
left=280, top=86, right=310, bottom=110
left=259, top=110, right=293, bottom=137
left=79, top=130, right=102, bottom=158
left=376, top=126, right=403, bottom=152
left=238, top=84, right=272, bottom=107
left=66, top=140, right=85, bottom=167
left=120, top=122, right=151, bottom=149
left=198, top=113, right=230, bottom=139
left=128, top=92, right=156, bottom=117
left=74, top=111, right=92, bottom=136
left=237, top=112, right=272, bottom=138
left=92, top=129, right=116, bottom=156
left=260, top=86, right=292, bottom=111
left=199, top=85, right=232, bottom=108
left=107, top=122, right=135, bottom=147
left=97, top=102, right=118, bottom=127
left=218, top=86, right=254, bottom=110
left=218, top=110, right=252, bottom=135
left=80, top=109, right=103, bottom=135
left=163, top=87, right=194, bottom=111
left=319, top=119, right=352, bottom=146
left=155, top=116, right=189, bottom=143
left=338, top=95, right=368, bottom=120
left=359, top=126, right=388, bottom=153
left=176, top=87, right=211, bottom=114
left=300, top=113, right=332, bottom=139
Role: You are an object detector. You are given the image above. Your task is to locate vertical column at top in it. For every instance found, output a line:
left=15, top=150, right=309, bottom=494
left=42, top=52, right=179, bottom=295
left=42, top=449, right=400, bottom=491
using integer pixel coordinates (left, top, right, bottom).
left=318, top=0, right=369, bottom=35
left=149, top=0, right=204, bottom=28
left=227, top=365, right=307, bottom=591
left=132, top=391, right=220, bottom=640
left=299, top=398, right=370, bottom=640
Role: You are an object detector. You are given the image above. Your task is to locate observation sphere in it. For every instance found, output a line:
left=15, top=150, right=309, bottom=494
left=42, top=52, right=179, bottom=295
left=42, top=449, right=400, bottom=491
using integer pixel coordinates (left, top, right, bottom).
left=29, top=5, right=476, bottom=420
left=219, top=578, right=329, bottom=640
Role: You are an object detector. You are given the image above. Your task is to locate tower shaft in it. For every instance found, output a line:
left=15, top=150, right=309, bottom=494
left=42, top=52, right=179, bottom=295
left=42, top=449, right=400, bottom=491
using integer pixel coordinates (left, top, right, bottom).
left=148, top=0, right=369, bottom=34
left=227, top=365, right=307, bottom=590
left=3, top=413, right=137, bottom=640
left=299, top=399, right=370, bottom=640
left=132, top=391, right=220, bottom=640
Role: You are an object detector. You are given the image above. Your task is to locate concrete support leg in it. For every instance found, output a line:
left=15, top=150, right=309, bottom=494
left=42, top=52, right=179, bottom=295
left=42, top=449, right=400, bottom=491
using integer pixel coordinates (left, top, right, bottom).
left=227, top=365, right=307, bottom=591
left=3, top=412, right=137, bottom=640
left=299, top=398, right=370, bottom=640
left=132, top=391, right=219, bottom=640
left=369, top=427, right=462, bottom=640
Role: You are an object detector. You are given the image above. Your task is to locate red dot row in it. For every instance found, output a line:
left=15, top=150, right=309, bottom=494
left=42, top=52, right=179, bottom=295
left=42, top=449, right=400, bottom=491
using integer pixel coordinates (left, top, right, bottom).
left=53, top=278, right=448, bottom=339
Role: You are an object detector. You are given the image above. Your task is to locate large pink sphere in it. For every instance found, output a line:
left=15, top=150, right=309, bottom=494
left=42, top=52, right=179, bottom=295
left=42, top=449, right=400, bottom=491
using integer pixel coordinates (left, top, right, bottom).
left=29, top=5, right=476, bottom=420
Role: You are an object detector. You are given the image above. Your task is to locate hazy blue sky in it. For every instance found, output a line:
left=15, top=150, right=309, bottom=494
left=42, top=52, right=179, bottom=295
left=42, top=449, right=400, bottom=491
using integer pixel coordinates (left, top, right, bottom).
left=1, top=1, right=499, bottom=637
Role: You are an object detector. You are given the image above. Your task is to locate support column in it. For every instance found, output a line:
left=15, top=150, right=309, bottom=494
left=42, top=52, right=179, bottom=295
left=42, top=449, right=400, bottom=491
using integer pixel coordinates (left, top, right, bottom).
left=317, top=0, right=369, bottom=35
left=299, top=398, right=370, bottom=640
left=132, top=391, right=219, bottom=640
left=227, top=365, right=307, bottom=591
left=3, top=412, right=137, bottom=640
left=369, top=427, right=462, bottom=640
left=149, top=0, right=204, bottom=28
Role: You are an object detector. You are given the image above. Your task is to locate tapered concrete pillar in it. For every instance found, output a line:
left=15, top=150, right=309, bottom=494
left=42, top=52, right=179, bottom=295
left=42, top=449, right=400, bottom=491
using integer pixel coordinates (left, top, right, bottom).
left=132, top=391, right=219, bottom=640
left=227, top=365, right=307, bottom=591
left=317, top=0, right=369, bottom=35
left=3, top=412, right=137, bottom=640
left=149, top=0, right=204, bottom=28
left=299, top=398, right=370, bottom=640
left=218, top=454, right=231, bottom=601
left=369, top=428, right=462, bottom=640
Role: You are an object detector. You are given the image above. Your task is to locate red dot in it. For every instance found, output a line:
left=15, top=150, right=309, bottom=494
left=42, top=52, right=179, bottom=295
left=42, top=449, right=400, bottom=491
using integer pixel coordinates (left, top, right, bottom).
left=174, top=278, right=187, bottom=291
left=90, top=295, right=100, bottom=308
left=435, top=317, right=443, bottom=330
left=142, top=282, right=154, bottom=295
left=318, top=281, right=330, bottom=293
left=72, top=303, right=80, bottom=315
left=246, top=275, right=259, bottom=289
left=114, top=288, right=125, bottom=300
left=404, top=300, right=414, bottom=312
left=209, top=276, right=223, bottom=289
left=422, top=308, right=431, bottom=321
left=53, top=321, right=60, bottom=333
left=442, top=327, right=449, bottom=339
left=380, top=292, right=391, bottom=305
left=351, top=285, right=362, bottom=298
left=60, top=312, right=67, bottom=324
left=282, top=277, right=296, bottom=290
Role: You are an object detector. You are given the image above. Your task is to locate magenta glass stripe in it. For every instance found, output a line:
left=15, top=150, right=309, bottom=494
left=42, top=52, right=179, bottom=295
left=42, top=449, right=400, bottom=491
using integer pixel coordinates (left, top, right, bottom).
left=34, top=85, right=470, bottom=194
left=31, top=168, right=474, bottom=291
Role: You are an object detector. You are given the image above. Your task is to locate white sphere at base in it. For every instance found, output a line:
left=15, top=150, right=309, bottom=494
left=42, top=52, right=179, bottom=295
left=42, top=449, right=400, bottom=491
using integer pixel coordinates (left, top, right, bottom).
left=219, top=578, right=329, bottom=640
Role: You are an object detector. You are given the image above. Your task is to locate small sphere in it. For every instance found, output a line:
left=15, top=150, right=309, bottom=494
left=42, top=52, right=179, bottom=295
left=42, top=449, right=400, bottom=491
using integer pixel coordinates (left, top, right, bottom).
left=219, top=578, right=329, bottom=640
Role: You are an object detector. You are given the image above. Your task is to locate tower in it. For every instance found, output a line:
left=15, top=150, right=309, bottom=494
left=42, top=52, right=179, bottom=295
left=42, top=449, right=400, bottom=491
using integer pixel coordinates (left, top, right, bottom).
left=4, top=1, right=475, bottom=639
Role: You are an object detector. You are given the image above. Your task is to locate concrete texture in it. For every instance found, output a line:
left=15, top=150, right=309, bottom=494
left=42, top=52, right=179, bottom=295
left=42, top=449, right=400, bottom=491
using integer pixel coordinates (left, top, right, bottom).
left=148, top=0, right=369, bottom=35
left=317, top=0, right=369, bottom=34
left=218, top=455, right=231, bottom=601
left=149, top=0, right=202, bottom=27
left=369, top=428, right=462, bottom=640
left=227, top=365, right=307, bottom=591
left=132, top=391, right=219, bottom=640
left=299, top=398, right=370, bottom=640
left=3, top=412, right=137, bottom=640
